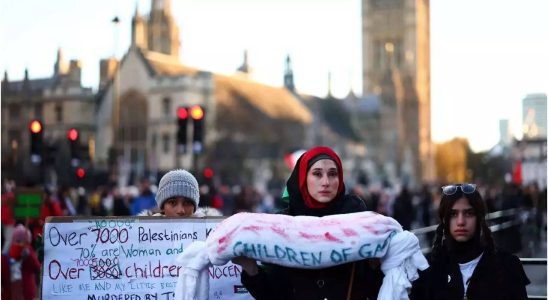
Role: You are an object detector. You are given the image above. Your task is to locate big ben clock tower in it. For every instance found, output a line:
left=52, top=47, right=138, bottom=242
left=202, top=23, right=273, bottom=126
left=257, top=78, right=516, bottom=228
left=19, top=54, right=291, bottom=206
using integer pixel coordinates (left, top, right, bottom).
left=362, top=0, right=434, bottom=182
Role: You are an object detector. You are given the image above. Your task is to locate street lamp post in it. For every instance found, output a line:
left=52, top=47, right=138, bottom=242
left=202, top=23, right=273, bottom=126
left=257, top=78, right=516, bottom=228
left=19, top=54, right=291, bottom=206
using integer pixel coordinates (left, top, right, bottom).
left=111, top=16, right=121, bottom=185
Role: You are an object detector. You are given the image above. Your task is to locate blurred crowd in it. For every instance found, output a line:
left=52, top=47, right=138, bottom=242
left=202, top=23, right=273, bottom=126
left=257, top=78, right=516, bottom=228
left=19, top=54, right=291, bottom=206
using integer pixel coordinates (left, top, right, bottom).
left=0, top=177, right=546, bottom=300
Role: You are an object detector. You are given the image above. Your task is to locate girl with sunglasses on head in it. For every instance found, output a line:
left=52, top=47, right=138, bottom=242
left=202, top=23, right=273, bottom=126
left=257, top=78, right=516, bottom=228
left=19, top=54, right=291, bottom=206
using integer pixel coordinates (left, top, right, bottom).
left=410, top=183, right=530, bottom=300
left=233, top=146, right=384, bottom=300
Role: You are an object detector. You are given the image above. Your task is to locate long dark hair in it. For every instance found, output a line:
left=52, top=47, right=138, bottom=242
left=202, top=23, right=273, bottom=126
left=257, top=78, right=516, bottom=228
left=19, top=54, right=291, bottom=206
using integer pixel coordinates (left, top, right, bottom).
left=431, top=185, right=495, bottom=262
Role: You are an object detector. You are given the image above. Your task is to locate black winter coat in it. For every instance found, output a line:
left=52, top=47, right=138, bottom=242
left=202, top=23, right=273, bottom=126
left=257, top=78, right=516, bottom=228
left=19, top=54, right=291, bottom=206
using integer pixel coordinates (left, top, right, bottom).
left=241, top=195, right=384, bottom=300
left=410, top=249, right=530, bottom=300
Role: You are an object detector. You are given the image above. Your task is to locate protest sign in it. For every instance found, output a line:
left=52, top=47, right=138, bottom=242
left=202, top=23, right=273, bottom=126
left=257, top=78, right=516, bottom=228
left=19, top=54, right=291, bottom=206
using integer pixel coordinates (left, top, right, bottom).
left=14, top=188, right=42, bottom=219
left=42, top=216, right=249, bottom=300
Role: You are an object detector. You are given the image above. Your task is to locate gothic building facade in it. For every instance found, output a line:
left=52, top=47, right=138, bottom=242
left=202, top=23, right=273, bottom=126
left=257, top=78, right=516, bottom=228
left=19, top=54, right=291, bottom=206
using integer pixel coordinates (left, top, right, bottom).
left=359, top=0, right=434, bottom=185
left=95, top=0, right=311, bottom=187
left=1, top=49, right=95, bottom=185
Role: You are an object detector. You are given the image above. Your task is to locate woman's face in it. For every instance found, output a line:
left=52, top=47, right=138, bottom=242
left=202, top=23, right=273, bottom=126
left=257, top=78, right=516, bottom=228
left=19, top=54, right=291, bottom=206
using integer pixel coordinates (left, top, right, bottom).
left=306, top=159, right=339, bottom=203
left=449, top=197, right=477, bottom=242
left=163, top=197, right=195, bottom=217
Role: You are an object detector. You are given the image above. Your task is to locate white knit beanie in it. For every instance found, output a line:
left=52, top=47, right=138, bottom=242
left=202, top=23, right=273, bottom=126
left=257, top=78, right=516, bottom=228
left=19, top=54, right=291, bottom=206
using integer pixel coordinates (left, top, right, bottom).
left=156, top=169, right=200, bottom=211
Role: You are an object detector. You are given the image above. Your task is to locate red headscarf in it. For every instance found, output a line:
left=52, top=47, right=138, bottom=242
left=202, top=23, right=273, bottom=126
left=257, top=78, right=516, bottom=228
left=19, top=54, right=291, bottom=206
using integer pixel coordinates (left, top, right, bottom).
left=298, top=146, right=344, bottom=209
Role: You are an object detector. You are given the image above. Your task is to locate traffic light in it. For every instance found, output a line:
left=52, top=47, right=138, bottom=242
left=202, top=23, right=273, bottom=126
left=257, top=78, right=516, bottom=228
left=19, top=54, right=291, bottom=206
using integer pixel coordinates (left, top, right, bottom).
left=203, top=167, right=214, bottom=189
left=29, top=119, right=43, bottom=164
left=67, top=128, right=80, bottom=165
left=190, top=105, right=205, bottom=154
left=203, top=167, right=214, bottom=180
left=76, top=167, right=86, bottom=180
left=177, top=107, right=189, bottom=151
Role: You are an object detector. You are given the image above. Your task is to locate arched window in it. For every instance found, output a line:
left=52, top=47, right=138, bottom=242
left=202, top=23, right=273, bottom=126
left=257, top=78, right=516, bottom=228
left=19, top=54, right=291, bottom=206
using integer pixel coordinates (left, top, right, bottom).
left=118, top=90, right=148, bottom=180
left=162, top=97, right=171, bottom=117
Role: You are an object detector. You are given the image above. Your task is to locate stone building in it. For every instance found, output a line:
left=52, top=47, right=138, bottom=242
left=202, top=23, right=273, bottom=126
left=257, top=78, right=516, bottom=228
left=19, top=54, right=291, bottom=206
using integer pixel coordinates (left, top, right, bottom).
left=283, top=56, right=369, bottom=187
left=1, top=49, right=95, bottom=185
left=359, top=0, right=434, bottom=186
left=95, top=0, right=312, bottom=187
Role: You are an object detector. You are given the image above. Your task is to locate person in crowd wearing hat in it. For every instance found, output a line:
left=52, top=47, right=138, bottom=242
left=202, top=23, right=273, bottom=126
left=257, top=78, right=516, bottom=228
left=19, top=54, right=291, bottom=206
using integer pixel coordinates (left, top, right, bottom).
left=130, top=178, right=157, bottom=215
left=1, top=224, right=41, bottom=300
left=232, top=146, right=383, bottom=300
left=139, top=169, right=221, bottom=217
left=410, top=183, right=530, bottom=300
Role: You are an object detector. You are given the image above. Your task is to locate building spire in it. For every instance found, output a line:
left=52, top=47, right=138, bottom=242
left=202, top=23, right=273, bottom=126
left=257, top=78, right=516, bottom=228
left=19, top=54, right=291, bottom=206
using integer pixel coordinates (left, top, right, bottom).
left=151, top=0, right=171, bottom=14
left=1, top=71, right=8, bottom=92
left=132, top=1, right=147, bottom=49
left=327, top=71, right=333, bottom=97
left=284, top=54, right=295, bottom=91
left=346, top=69, right=356, bottom=98
left=54, top=47, right=67, bottom=76
left=23, top=68, right=30, bottom=91
left=237, top=50, right=250, bottom=74
left=148, top=0, right=180, bottom=58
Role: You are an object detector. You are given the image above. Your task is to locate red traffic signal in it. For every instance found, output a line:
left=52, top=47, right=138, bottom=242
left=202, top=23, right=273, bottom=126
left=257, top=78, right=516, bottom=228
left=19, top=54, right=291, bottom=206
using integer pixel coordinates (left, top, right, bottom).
left=29, top=120, right=42, bottom=134
left=203, top=167, right=214, bottom=179
left=177, top=107, right=188, bottom=119
left=76, top=167, right=85, bottom=179
left=190, top=105, right=204, bottom=120
left=67, top=128, right=79, bottom=141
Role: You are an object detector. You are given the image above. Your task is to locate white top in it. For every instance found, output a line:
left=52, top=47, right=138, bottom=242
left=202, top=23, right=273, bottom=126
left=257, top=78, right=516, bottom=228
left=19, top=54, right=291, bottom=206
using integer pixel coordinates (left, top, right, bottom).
left=458, top=252, right=484, bottom=295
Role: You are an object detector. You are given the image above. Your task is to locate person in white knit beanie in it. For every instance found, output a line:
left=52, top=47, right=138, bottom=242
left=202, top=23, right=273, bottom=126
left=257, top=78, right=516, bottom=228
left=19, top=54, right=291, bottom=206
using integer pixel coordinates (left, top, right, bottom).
left=139, top=169, right=222, bottom=217
left=155, top=169, right=200, bottom=217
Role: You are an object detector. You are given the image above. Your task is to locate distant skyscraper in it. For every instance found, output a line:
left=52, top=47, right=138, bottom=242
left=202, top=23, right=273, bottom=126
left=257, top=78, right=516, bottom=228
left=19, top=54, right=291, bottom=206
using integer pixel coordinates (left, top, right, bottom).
left=522, top=93, right=547, bottom=139
left=499, top=119, right=512, bottom=145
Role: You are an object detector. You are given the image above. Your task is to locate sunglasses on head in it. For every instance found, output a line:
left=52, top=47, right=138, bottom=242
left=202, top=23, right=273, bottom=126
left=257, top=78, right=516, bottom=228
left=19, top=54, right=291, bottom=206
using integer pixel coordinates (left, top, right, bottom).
left=441, top=183, right=477, bottom=195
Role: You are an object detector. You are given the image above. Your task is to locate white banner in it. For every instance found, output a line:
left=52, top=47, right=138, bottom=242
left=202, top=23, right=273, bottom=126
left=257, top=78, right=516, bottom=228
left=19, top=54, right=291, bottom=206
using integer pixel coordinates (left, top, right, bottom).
left=42, top=217, right=250, bottom=300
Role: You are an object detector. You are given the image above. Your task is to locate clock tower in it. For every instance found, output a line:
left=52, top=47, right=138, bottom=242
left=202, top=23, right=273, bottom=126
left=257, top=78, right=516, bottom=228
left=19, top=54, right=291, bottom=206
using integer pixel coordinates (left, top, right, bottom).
left=362, top=0, right=434, bottom=182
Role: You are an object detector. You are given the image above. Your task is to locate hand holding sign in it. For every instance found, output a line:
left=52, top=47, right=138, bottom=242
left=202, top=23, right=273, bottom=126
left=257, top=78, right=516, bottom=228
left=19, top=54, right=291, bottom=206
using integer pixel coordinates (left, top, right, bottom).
left=231, top=257, right=258, bottom=276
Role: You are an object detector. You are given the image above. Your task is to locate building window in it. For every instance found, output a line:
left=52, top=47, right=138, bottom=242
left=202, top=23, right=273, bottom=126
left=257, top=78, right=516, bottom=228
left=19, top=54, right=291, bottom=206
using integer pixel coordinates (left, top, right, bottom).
left=8, top=129, right=20, bottom=150
left=392, top=39, right=403, bottom=67
left=162, top=133, right=170, bottom=154
left=374, top=39, right=403, bottom=70
left=163, top=97, right=171, bottom=118
left=371, top=0, right=403, bottom=8
left=8, top=104, right=20, bottom=120
left=130, top=126, right=139, bottom=142
left=34, top=103, right=43, bottom=119
left=151, top=133, right=157, bottom=149
left=55, top=104, right=63, bottom=122
left=374, top=40, right=384, bottom=70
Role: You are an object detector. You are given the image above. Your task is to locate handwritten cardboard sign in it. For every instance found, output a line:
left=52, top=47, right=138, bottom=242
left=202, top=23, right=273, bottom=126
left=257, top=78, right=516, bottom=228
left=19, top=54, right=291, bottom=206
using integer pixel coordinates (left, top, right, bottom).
left=42, top=217, right=249, bottom=300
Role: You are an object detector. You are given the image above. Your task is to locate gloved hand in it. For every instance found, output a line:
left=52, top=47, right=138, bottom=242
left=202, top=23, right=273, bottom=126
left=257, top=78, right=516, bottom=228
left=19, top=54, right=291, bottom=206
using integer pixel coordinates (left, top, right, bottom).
left=232, top=256, right=259, bottom=276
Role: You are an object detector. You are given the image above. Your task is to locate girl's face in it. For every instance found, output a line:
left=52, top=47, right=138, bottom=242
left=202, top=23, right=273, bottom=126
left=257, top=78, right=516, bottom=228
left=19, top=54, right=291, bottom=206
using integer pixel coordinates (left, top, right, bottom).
left=449, top=197, right=477, bottom=242
left=306, top=159, right=339, bottom=203
left=163, top=197, right=195, bottom=217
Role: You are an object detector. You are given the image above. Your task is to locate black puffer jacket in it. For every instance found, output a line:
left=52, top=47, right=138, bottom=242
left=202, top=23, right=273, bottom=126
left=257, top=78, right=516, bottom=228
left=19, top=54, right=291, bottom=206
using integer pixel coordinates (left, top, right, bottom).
left=410, top=248, right=530, bottom=300
left=241, top=148, right=383, bottom=300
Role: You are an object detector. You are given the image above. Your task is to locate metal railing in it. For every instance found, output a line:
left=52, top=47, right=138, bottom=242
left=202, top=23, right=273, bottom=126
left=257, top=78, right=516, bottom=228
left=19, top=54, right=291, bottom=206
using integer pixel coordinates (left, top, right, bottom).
left=521, top=258, right=547, bottom=300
